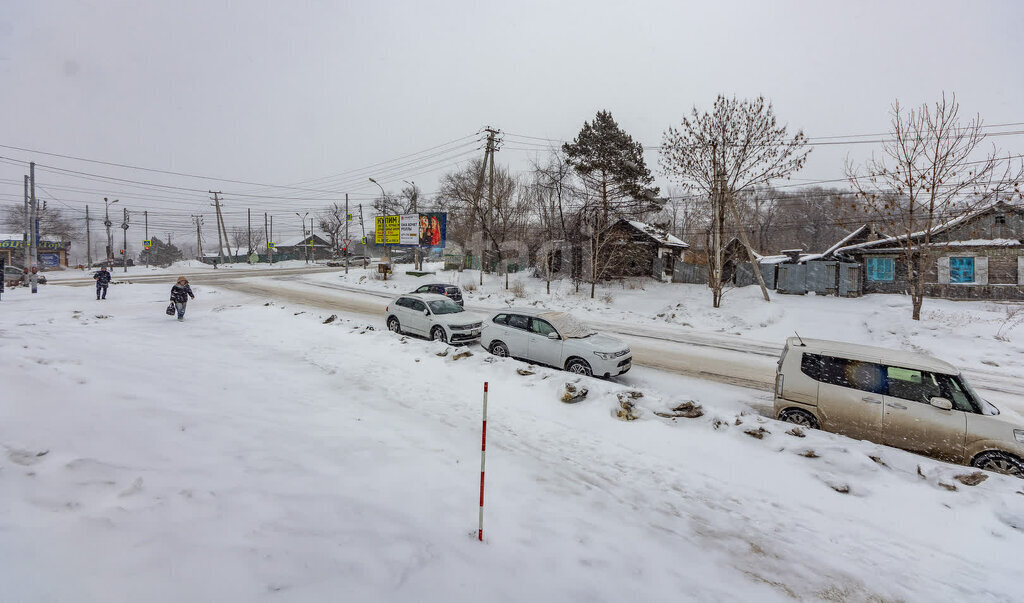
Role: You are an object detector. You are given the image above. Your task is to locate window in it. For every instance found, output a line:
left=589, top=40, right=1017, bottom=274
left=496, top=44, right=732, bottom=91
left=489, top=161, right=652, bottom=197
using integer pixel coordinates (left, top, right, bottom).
left=492, top=313, right=509, bottom=325
left=800, top=353, right=886, bottom=394
left=865, top=257, right=894, bottom=282
left=885, top=366, right=939, bottom=403
left=507, top=314, right=529, bottom=330
left=949, top=257, right=974, bottom=284
left=529, top=318, right=558, bottom=337
left=933, top=373, right=979, bottom=413
left=994, top=215, right=1006, bottom=225
left=396, top=297, right=414, bottom=308
left=414, top=286, right=429, bottom=293
left=409, top=299, right=426, bottom=312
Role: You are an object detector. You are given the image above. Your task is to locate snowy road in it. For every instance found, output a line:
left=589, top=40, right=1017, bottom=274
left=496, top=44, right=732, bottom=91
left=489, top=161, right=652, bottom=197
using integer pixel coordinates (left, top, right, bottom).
left=211, top=274, right=1024, bottom=414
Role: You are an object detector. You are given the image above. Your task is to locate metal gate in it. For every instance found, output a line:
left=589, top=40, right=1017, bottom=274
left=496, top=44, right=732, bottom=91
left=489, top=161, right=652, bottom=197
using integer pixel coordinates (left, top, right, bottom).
left=776, top=263, right=807, bottom=295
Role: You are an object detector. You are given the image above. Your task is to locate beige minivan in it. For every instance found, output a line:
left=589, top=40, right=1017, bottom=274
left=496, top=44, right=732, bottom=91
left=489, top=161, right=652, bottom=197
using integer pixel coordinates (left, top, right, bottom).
left=774, top=337, right=1024, bottom=477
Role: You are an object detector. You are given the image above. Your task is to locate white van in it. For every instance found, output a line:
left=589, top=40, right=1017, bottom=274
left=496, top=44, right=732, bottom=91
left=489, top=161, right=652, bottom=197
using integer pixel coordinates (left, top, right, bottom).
left=773, top=337, right=1024, bottom=477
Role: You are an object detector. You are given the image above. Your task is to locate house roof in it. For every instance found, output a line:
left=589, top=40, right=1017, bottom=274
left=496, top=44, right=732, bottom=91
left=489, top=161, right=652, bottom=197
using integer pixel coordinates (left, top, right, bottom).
left=832, top=200, right=1022, bottom=257
left=277, top=234, right=330, bottom=248
left=623, top=220, right=689, bottom=248
left=0, top=233, right=66, bottom=243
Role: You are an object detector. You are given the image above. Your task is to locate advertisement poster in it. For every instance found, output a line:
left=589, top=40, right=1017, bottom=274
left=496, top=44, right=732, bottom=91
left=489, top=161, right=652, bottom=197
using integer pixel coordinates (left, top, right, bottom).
left=417, top=212, right=446, bottom=247
left=375, top=213, right=446, bottom=247
left=398, top=214, right=419, bottom=245
left=39, top=253, right=60, bottom=267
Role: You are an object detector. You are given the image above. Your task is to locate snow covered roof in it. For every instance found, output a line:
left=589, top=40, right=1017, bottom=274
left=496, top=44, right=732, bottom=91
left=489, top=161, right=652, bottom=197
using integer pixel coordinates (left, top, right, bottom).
left=0, top=233, right=66, bottom=243
left=624, top=221, right=688, bottom=248
left=277, top=234, right=329, bottom=248
left=831, top=200, right=1022, bottom=257
left=862, top=238, right=1022, bottom=253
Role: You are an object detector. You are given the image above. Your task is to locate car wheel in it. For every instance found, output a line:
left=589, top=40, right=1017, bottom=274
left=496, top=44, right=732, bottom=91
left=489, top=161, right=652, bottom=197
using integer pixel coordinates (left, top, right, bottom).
left=431, top=326, right=447, bottom=343
left=971, top=451, right=1024, bottom=479
left=387, top=316, right=402, bottom=334
left=565, top=358, right=592, bottom=377
left=779, top=408, right=819, bottom=430
left=489, top=341, right=509, bottom=357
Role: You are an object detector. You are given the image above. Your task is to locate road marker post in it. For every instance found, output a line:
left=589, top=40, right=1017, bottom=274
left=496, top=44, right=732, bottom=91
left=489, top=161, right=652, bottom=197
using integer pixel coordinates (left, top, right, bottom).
left=478, top=381, right=488, bottom=542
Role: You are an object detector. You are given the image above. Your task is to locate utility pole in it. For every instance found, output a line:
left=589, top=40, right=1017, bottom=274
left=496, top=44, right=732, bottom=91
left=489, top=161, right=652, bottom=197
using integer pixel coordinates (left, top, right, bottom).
left=264, top=212, right=272, bottom=265
left=269, top=215, right=274, bottom=264
left=121, top=207, right=129, bottom=273
left=144, top=210, right=149, bottom=268
left=210, top=191, right=226, bottom=265
left=29, top=162, right=38, bottom=293
left=473, top=127, right=499, bottom=286
left=247, top=207, right=252, bottom=255
left=296, top=212, right=309, bottom=264
left=344, top=193, right=349, bottom=274
left=310, top=217, right=315, bottom=263
left=23, top=176, right=29, bottom=277
left=191, top=215, right=204, bottom=260
left=86, top=205, right=92, bottom=269
left=104, top=197, right=118, bottom=265
left=358, top=203, right=367, bottom=268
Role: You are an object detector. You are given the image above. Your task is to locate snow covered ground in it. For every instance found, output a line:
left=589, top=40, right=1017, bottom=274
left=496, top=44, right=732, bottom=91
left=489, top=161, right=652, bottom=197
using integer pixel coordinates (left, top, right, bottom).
left=42, top=259, right=320, bottom=281
left=2, top=279, right=1023, bottom=601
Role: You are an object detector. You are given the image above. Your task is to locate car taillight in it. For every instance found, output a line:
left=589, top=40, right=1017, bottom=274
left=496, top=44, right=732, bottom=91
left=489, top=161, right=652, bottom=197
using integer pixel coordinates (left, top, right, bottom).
left=775, top=374, right=784, bottom=398
left=386, top=305, right=389, bottom=312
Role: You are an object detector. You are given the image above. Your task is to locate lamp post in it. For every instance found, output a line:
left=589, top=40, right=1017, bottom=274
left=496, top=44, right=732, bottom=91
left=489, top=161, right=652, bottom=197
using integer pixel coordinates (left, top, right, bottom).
left=103, top=197, right=118, bottom=265
left=369, top=178, right=389, bottom=274
left=296, top=211, right=309, bottom=264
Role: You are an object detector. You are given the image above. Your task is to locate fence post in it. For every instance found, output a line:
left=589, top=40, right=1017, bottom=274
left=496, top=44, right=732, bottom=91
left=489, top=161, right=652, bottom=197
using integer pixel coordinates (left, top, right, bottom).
left=478, top=381, right=488, bottom=541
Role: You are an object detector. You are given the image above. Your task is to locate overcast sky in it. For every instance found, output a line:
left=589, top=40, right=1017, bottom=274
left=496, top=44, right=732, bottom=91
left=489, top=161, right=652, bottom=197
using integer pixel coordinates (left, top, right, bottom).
left=1, top=0, right=1022, bottom=251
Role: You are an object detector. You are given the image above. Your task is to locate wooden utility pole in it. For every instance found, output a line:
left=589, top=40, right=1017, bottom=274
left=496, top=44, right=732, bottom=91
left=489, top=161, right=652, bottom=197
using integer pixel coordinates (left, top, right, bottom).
left=472, top=128, right=499, bottom=286
left=247, top=207, right=252, bottom=255
left=210, top=191, right=226, bottom=265
left=264, top=212, right=272, bottom=264
left=192, top=214, right=204, bottom=260
left=358, top=204, right=367, bottom=268
left=121, top=207, right=129, bottom=273
left=85, top=205, right=92, bottom=268
left=344, top=193, right=349, bottom=275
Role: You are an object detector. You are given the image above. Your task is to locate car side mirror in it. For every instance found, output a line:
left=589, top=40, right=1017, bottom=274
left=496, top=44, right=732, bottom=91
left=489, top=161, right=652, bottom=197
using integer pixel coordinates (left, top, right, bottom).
left=423, top=309, right=430, bottom=316
left=929, top=397, right=953, bottom=411
left=547, top=332, right=560, bottom=340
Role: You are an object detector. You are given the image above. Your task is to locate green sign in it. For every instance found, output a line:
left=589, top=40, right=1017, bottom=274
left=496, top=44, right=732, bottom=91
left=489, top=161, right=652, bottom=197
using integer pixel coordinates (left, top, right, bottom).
left=142, top=239, right=152, bottom=246
left=268, top=242, right=276, bottom=249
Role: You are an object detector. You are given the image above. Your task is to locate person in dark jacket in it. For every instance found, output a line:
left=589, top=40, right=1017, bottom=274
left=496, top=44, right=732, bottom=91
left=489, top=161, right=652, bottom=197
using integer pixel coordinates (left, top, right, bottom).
left=93, top=267, right=112, bottom=300
left=170, top=276, right=195, bottom=321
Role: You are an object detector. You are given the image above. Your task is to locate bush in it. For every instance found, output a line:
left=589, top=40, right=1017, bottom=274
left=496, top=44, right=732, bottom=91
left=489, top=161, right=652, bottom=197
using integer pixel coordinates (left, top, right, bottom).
left=462, top=281, right=478, bottom=292
left=600, top=292, right=614, bottom=304
left=510, top=279, right=527, bottom=298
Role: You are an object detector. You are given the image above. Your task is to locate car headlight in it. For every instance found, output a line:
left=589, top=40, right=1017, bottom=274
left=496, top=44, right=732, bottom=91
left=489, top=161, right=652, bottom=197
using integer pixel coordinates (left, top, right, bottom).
left=593, top=351, right=616, bottom=360
left=1015, top=429, right=1024, bottom=444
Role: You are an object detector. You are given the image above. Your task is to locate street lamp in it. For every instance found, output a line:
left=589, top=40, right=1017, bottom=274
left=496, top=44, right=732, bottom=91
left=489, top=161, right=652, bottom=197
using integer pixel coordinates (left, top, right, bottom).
left=296, top=211, right=310, bottom=264
left=104, top=197, right=119, bottom=265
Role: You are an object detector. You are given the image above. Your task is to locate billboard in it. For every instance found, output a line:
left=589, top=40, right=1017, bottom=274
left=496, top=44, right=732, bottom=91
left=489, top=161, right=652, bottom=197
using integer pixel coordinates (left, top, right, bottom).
left=375, top=213, right=446, bottom=247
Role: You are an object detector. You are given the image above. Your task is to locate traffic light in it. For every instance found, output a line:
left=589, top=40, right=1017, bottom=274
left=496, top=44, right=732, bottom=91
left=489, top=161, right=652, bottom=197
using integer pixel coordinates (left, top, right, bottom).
left=119, top=249, right=124, bottom=255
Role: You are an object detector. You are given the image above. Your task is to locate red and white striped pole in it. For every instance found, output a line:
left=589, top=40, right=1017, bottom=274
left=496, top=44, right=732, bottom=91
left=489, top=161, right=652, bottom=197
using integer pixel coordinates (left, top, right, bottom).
left=478, top=381, right=488, bottom=542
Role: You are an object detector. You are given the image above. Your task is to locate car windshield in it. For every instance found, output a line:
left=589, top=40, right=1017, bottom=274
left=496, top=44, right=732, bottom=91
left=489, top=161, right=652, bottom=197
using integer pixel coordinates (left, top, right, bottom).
left=427, top=299, right=463, bottom=315
left=539, top=311, right=597, bottom=339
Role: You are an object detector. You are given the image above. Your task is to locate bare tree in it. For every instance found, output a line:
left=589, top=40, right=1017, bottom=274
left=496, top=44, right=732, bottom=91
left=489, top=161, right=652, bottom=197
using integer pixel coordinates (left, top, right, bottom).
left=847, top=93, right=1024, bottom=320
left=660, top=95, right=810, bottom=307
left=3, top=203, right=82, bottom=242
left=318, top=202, right=347, bottom=257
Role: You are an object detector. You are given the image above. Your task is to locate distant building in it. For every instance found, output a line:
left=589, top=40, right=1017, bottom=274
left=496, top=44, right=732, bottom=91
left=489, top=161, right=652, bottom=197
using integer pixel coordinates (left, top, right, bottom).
left=834, top=201, right=1024, bottom=300
left=0, top=233, right=70, bottom=269
left=601, top=219, right=689, bottom=282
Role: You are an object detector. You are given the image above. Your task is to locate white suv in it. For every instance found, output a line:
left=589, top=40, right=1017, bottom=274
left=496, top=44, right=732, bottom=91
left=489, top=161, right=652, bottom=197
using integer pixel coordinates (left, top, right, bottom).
left=480, top=308, right=631, bottom=378
left=385, top=293, right=484, bottom=344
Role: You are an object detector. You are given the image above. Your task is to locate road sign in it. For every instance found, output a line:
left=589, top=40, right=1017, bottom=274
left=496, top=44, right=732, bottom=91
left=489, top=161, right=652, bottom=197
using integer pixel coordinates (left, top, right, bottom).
left=143, top=239, right=151, bottom=247
left=346, top=214, right=353, bottom=221
left=342, top=238, right=352, bottom=247
left=361, top=236, right=367, bottom=244
left=268, top=242, right=276, bottom=249
left=121, top=223, right=129, bottom=230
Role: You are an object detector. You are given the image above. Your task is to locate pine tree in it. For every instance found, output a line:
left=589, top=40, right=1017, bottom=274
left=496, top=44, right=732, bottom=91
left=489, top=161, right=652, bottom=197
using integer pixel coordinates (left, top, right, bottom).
left=138, top=236, right=183, bottom=267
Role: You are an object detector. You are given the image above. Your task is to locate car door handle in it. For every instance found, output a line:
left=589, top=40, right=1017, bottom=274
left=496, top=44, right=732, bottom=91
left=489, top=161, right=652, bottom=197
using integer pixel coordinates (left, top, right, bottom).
left=886, top=402, right=908, bottom=410
left=861, top=397, right=882, bottom=404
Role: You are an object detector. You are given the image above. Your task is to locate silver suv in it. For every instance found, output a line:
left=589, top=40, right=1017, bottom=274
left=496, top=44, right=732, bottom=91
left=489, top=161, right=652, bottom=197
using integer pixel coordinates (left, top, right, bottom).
left=480, top=308, right=631, bottom=378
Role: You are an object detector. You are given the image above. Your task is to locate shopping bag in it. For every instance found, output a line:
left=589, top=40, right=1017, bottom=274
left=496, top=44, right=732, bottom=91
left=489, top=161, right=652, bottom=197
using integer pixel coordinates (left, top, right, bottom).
left=166, top=302, right=176, bottom=316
